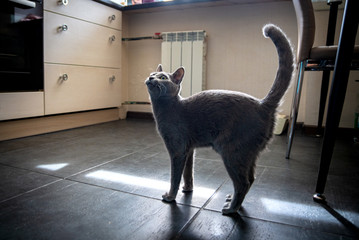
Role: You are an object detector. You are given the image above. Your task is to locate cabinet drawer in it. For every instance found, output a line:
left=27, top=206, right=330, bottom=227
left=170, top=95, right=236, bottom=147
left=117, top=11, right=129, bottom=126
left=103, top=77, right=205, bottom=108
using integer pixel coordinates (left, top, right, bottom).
left=44, top=0, right=121, bottom=30
left=44, top=11, right=121, bottom=68
left=0, top=92, right=44, bottom=120
left=45, top=64, right=121, bottom=115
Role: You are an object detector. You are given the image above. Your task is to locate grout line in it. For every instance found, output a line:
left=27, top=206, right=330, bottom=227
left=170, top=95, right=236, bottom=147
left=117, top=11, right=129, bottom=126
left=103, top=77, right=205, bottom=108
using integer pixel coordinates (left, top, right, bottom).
left=0, top=144, right=160, bottom=204
left=255, top=166, right=266, bottom=185
left=0, top=179, right=63, bottom=204
left=63, top=177, right=165, bottom=201
left=201, top=206, right=349, bottom=240
left=255, top=163, right=320, bottom=175
left=173, top=179, right=229, bottom=239
left=0, top=162, right=65, bottom=180
left=62, top=176, right=206, bottom=217
left=64, top=144, right=160, bottom=179
left=195, top=157, right=222, bottom=162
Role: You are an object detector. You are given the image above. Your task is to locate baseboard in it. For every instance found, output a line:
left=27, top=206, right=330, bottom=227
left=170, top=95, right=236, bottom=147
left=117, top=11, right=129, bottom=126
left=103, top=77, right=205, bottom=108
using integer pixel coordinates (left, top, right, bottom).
left=302, top=124, right=356, bottom=138
left=0, top=108, right=120, bottom=141
left=126, top=111, right=154, bottom=120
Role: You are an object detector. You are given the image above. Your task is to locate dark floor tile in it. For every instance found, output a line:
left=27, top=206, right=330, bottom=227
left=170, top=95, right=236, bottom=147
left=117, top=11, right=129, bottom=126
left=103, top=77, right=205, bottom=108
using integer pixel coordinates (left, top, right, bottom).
left=204, top=166, right=265, bottom=210
left=0, top=120, right=164, bottom=178
left=258, top=148, right=320, bottom=172
left=0, top=135, right=150, bottom=178
left=0, top=123, right=94, bottom=154
left=255, top=166, right=318, bottom=193
left=0, top=119, right=358, bottom=239
left=178, top=210, right=237, bottom=239
left=329, top=147, right=359, bottom=176
left=195, top=147, right=222, bottom=161
left=0, top=165, right=60, bottom=202
left=179, top=209, right=344, bottom=240
left=205, top=180, right=359, bottom=238
left=0, top=180, right=198, bottom=240
left=325, top=175, right=359, bottom=235
left=69, top=145, right=229, bottom=208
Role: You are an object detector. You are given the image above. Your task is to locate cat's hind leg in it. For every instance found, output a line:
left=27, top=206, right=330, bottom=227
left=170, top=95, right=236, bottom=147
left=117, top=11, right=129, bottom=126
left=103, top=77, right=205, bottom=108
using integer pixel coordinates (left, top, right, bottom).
left=223, top=170, right=255, bottom=202
left=182, top=149, right=194, bottom=192
left=221, top=151, right=254, bottom=215
left=222, top=174, right=250, bottom=215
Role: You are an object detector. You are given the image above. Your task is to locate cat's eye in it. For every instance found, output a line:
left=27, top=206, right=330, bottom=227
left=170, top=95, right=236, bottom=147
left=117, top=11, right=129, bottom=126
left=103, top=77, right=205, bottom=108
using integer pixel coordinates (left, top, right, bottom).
left=160, top=75, right=167, bottom=80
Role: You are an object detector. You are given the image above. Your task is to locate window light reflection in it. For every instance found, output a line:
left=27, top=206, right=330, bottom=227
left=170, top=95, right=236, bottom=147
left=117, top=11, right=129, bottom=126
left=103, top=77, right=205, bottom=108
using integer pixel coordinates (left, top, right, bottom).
left=261, top=197, right=359, bottom=222
left=36, top=163, right=68, bottom=171
left=261, top=197, right=314, bottom=216
left=86, top=170, right=214, bottom=197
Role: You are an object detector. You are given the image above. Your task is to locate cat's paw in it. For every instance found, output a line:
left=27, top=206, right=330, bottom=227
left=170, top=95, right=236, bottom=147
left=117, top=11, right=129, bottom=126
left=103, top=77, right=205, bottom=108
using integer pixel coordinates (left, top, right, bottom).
left=182, top=185, right=193, bottom=192
left=222, top=202, right=238, bottom=215
left=225, top=194, right=232, bottom=202
left=162, top=193, right=176, bottom=202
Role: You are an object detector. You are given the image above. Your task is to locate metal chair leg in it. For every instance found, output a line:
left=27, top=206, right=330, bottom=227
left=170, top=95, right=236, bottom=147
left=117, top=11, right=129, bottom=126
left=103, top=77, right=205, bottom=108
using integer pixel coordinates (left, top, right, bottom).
left=286, top=61, right=305, bottom=159
left=316, top=2, right=340, bottom=137
left=316, top=70, right=330, bottom=136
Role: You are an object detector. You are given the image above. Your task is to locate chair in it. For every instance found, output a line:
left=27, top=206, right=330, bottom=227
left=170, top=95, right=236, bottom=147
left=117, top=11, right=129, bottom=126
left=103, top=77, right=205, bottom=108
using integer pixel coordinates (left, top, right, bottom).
left=286, top=0, right=359, bottom=159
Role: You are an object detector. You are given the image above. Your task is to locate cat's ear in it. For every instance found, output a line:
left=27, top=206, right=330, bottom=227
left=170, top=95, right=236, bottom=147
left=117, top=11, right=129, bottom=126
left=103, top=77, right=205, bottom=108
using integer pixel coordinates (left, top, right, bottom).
left=156, top=64, right=163, bottom=72
left=172, top=67, right=185, bottom=85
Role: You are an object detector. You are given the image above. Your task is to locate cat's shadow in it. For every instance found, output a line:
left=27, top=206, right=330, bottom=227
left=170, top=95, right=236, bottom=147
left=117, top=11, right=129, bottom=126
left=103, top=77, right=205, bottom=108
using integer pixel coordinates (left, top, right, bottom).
left=181, top=191, right=193, bottom=205
left=165, top=200, right=248, bottom=239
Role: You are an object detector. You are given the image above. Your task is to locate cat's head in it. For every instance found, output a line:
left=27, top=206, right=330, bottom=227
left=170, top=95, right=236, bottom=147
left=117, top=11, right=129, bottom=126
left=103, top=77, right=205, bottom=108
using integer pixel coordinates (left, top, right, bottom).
left=145, top=64, right=184, bottom=99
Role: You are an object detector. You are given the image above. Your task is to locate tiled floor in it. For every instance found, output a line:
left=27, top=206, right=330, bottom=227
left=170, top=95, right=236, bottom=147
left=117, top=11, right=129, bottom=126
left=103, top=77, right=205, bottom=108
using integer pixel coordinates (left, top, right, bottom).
left=0, top=119, right=358, bottom=239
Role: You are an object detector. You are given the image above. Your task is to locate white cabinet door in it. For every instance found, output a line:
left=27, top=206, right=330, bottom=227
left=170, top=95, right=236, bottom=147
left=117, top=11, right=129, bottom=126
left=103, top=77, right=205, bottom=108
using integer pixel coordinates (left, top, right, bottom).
left=44, top=0, right=122, bottom=30
left=44, top=11, right=121, bottom=68
left=45, top=64, right=121, bottom=115
left=0, top=92, right=44, bottom=120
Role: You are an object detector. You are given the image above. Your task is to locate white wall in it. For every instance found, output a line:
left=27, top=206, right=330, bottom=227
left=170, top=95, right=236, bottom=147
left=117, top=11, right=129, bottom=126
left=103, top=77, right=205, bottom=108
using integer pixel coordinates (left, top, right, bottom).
left=122, top=1, right=359, bottom=128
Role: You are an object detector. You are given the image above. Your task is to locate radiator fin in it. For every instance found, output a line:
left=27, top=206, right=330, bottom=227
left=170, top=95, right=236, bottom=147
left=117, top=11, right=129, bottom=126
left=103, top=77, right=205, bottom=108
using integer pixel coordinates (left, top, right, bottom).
left=161, top=30, right=207, bottom=97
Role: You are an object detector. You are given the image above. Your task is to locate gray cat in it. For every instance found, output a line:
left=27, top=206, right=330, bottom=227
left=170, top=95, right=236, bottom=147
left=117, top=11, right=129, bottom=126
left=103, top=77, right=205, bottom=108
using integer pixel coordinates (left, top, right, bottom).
left=145, top=24, right=294, bottom=215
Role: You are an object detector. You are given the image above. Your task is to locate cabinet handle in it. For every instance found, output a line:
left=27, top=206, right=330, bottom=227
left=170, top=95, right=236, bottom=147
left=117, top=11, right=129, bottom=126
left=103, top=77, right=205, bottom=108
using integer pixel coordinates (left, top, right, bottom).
left=109, top=15, right=116, bottom=22
left=109, top=75, right=116, bottom=82
left=109, top=35, right=116, bottom=42
left=61, top=74, right=68, bottom=81
left=58, top=0, right=69, bottom=6
left=58, top=24, right=68, bottom=32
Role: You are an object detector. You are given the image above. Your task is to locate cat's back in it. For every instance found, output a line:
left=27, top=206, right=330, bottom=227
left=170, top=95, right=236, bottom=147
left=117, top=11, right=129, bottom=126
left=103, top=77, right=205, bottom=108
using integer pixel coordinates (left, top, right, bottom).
left=180, top=89, right=264, bottom=125
left=177, top=89, right=271, bottom=146
left=182, top=89, right=261, bottom=110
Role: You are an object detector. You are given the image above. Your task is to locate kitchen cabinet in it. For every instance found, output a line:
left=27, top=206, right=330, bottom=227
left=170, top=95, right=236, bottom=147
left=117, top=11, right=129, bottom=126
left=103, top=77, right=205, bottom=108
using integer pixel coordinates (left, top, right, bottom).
left=0, top=93, right=44, bottom=120
left=1, top=0, right=122, bottom=121
left=44, top=0, right=122, bottom=29
left=44, top=64, right=121, bottom=114
left=44, top=0, right=122, bottom=115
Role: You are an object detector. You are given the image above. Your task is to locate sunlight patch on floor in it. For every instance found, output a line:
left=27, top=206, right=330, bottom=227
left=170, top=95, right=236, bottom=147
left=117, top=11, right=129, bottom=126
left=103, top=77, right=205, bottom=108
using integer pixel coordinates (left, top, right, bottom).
left=261, top=197, right=322, bottom=219
left=261, top=197, right=359, bottom=224
left=36, top=163, right=69, bottom=171
left=86, top=170, right=215, bottom=197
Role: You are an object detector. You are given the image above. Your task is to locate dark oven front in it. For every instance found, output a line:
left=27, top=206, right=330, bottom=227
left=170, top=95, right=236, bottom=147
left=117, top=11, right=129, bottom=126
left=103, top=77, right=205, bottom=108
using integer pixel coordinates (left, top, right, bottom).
left=0, top=0, right=43, bottom=92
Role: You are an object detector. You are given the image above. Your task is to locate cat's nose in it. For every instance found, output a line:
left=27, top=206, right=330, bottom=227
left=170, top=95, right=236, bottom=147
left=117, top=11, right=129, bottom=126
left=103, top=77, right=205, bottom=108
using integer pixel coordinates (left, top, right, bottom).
left=145, top=78, right=153, bottom=85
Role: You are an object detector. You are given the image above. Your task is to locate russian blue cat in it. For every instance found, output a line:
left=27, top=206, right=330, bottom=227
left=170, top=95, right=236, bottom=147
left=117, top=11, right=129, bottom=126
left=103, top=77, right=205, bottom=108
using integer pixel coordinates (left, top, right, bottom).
left=145, top=24, right=294, bottom=214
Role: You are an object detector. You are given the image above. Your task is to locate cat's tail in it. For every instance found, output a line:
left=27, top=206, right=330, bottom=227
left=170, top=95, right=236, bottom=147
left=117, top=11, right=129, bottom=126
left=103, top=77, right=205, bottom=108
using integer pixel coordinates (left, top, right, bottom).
left=261, top=24, right=295, bottom=110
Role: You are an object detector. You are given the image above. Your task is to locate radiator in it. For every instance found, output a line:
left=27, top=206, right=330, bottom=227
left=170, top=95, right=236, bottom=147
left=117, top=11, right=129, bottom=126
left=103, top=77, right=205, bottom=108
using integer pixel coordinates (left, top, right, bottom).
left=161, top=30, right=207, bottom=97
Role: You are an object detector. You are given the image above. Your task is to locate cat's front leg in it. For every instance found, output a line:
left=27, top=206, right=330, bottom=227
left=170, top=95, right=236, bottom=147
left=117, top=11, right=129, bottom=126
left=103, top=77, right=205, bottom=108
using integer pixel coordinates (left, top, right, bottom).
left=182, top=149, right=194, bottom=192
left=162, top=154, right=187, bottom=202
left=162, top=192, right=176, bottom=202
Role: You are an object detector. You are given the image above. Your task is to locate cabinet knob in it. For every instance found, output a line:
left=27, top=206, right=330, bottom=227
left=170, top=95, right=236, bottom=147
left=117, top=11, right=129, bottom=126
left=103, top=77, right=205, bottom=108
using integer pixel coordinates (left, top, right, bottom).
left=109, top=15, right=116, bottom=22
left=58, top=24, right=68, bottom=32
left=58, top=0, right=69, bottom=6
left=109, top=35, right=116, bottom=42
left=61, top=74, right=68, bottom=81
left=109, top=75, right=116, bottom=82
